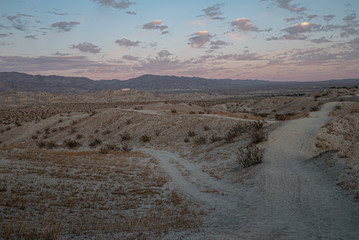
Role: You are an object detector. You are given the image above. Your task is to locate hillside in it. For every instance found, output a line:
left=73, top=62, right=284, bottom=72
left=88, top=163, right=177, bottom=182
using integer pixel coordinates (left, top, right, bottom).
left=0, top=72, right=358, bottom=94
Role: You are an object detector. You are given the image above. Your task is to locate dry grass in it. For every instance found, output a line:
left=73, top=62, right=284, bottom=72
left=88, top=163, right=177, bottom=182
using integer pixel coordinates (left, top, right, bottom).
left=0, top=145, right=202, bottom=239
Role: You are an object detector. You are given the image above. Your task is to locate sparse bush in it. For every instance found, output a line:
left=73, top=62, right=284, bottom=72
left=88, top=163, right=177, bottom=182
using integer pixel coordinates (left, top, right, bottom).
left=188, top=131, right=196, bottom=137
left=126, top=119, right=132, bottom=125
left=252, top=120, right=264, bottom=130
left=70, top=127, right=77, bottom=134
left=194, top=136, right=207, bottom=145
left=94, top=129, right=99, bottom=133
left=310, top=106, right=319, bottom=112
left=15, top=121, right=21, bottom=127
left=203, top=125, right=210, bottom=131
left=31, top=134, right=38, bottom=140
left=171, top=109, right=177, bottom=113
left=58, top=119, right=63, bottom=123
left=224, top=130, right=237, bottom=143
left=103, top=129, right=111, bottom=135
left=140, top=135, right=151, bottom=142
left=37, top=140, right=57, bottom=149
left=64, top=139, right=81, bottom=149
left=184, top=137, right=190, bottom=143
left=251, top=130, right=267, bottom=144
left=121, top=132, right=131, bottom=141
left=122, top=143, right=132, bottom=152
left=99, top=147, right=109, bottom=154
left=210, top=134, right=222, bottom=143
left=189, top=111, right=196, bottom=114
left=76, top=134, right=83, bottom=139
left=238, top=144, right=264, bottom=168
left=155, top=129, right=161, bottom=136
left=89, top=138, right=102, bottom=147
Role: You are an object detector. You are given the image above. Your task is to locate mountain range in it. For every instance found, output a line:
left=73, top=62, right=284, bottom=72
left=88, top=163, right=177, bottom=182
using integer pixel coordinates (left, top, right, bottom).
left=0, top=72, right=358, bottom=94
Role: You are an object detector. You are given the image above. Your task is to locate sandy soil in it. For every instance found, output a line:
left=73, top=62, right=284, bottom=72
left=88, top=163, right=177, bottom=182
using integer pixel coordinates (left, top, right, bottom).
left=1, top=89, right=359, bottom=239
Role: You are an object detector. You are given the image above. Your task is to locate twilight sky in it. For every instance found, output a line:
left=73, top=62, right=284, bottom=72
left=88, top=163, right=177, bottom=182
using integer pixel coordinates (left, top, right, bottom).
left=0, top=0, right=359, bottom=81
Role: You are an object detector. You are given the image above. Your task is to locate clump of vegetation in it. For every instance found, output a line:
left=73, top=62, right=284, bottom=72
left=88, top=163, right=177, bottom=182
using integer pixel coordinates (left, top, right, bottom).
left=122, top=143, right=132, bottom=152
left=120, top=132, right=131, bottom=141
left=31, top=134, right=38, bottom=140
left=140, top=135, right=151, bottom=142
left=310, top=106, right=319, bottom=112
left=103, top=129, right=111, bottom=135
left=251, top=130, right=267, bottom=144
left=37, top=140, right=57, bottom=149
left=89, top=138, right=102, bottom=147
left=171, top=109, right=177, bottom=113
left=154, top=129, right=161, bottom=136
left=188, top=131, right=196, bottom=137
left=237, top=144, right=264, bottom=168
left=70, top=127, right=77, bottom=134
left=194, top=136, right=207, bottom=145
left=64, top=139, right=82, bottom=149
left=210, top=134, right=222, bottom=143
left=203, top=125, right=210, bottom=131
left=184, top=137, right=190, bottom=143
left=275, top=112, right=295, bottom=121
left=76, top=134, right=83, bottom=139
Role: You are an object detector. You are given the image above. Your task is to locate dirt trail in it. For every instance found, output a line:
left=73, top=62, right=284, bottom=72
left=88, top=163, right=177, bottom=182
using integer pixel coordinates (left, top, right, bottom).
left=142, top=102, right=359, bottom=239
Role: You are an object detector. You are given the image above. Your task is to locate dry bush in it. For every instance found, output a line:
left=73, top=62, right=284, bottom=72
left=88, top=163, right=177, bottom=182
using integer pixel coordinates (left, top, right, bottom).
left=103, top=129, right=111, bottom=135
left=122, top=143, right=132, bottom=152
left=120, top=132, right=131, bottom=141
left=275, top=113, right=295, bottom=121
left=251, top=130, right=267, bottom=144
left=89, top=138, right=102, bottom=147
left=76, top=134, right=83, bottom=139
left=237, top=144, right=264, bottom=168
left=37, top=140, right=57, bottom=149
left=184, top=137, right=190, bottom=143
left=194, top=136, right=207, bottom=145
left=140, top=135, right=151, bottom=142
left=210, top=134, right=222, bottom=143
left=203, top=125, right=210, bottom=131
left=171, top=109, right=177, bottom=113
left=188, top=131, right=196, bottom=137
left=63, top=139, right=81, bottom=149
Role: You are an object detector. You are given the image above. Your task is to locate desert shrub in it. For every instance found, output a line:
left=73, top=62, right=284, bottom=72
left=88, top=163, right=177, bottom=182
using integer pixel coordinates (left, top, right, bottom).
left=189, top=111, right=196, bottom=114
left=70, top=127, right=77, bottom=134
left=58, top=119, right=63, bottom=123
left=31, top=135, right=38, bottom=140
left=210, top=134, right=222, bottom=143
left=140, top=135, right=151, bottom=142
left=104, top=144, right=119, bottom=150
left=252, top=120, right=264, bottom=130
left=126, top=119, right=132, bottom=125
left=64, top=139, right=81, bottom=149
left=122, top=143, right=132, bottom=152
left=103, top=129, right=111, bottom=135
left=52, top=128, right=58, bottom=133
left=89, top=138, right=102, bottom=147
left=251, top=130, right=267, bottom=144
left=238, top=144, right=264, bottom=168
left=121, top=132, right=131, bottom=141
left=188, top=131, right=196, bottom=137
left=203, top=125, right=210, bottom=131
left=310, top=106, right=319, bottom=111
left=259, top=113, right=269, bottom=118
left=171, top=109, right=177, bottom=113
left=99, top=147, right=109, bottom=154
left=76, top=134, right=83, bottom=139
left=155, top=129, right=161, bottom=136
left=37, top=141, right=57, bottom=149
left=94, top=129, right=99, bottom=133
left=194, top=136, right=207, bottom=145
left=184, top=137, right=190, bottom=143
left=275, top=112, right=295, bottom=121
left=15, top=122, right=21, bottom=127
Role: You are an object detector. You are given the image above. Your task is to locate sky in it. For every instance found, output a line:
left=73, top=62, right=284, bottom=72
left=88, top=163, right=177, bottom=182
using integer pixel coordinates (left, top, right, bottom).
left=0, top=0, right=359, bottom=81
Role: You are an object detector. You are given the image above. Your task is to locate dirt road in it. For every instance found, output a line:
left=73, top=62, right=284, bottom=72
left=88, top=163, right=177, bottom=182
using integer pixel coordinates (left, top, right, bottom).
left=142, top=102, right=359, bottom=239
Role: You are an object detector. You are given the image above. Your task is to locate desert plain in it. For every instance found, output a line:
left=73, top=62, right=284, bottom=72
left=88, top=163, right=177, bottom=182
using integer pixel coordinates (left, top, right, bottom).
left=1, top=87, right=359, bottom=239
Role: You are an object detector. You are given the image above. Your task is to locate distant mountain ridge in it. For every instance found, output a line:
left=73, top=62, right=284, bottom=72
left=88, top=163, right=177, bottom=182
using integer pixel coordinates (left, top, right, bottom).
left=0, top=72, right=358, bottom=94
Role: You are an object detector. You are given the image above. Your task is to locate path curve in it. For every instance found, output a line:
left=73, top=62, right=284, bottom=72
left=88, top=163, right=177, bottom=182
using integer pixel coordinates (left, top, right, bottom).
left=141, top=102, right=359, bottom=239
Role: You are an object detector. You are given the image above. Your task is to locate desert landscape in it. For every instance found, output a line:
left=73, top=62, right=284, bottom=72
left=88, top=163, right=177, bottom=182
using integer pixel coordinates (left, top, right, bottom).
left=1, top=79, right=359, bottom=239
left=2, top=0, right=359, bottom=239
